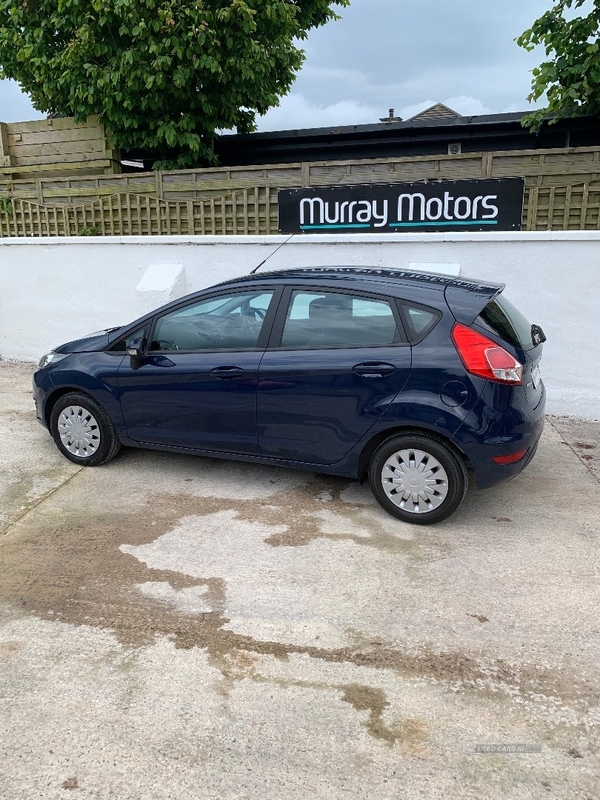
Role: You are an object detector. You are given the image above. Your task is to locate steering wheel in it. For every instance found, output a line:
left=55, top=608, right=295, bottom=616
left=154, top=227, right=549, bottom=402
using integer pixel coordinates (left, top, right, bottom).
left=156, top=339, right=180, bottom=351
left=242, top=306, right=266, bottom=331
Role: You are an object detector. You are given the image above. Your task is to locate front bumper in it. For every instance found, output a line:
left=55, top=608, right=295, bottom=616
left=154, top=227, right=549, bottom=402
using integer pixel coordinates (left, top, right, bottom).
left=32, top=369, right=51, bottom=429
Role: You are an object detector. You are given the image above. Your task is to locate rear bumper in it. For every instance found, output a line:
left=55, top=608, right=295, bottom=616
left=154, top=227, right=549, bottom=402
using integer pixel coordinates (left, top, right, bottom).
left=454, top=381, right=546, bottom=490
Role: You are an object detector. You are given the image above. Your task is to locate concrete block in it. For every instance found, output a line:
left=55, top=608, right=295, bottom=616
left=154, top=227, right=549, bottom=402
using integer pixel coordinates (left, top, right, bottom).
left=136, top=263, right=186, bottom=315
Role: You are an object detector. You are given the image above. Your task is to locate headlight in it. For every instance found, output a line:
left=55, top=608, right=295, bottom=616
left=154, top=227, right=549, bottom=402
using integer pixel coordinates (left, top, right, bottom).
left=38, top=352, right=68, bottom=369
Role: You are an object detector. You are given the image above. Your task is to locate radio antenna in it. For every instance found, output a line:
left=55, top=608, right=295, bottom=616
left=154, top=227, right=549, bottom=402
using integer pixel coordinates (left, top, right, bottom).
left=249, top=233, right=295, bottom=274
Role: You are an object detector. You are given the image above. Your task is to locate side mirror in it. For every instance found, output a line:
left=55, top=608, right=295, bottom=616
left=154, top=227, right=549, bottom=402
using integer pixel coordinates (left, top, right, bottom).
left=126, top=336, right=147, bottom=369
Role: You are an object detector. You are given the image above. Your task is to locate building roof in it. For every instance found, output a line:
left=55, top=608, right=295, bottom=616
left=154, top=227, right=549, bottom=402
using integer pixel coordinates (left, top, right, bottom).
left=407, top=103, right=460, bottom=122
left=212, top=109, right=600, bottom=167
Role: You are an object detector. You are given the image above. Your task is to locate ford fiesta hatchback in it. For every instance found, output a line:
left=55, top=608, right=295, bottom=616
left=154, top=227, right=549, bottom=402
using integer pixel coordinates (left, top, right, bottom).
left=33, top=268, right=546, bottom=524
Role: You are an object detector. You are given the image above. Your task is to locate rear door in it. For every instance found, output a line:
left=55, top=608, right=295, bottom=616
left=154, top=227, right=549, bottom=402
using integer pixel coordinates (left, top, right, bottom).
left=257, top=287, right=412, bottom=465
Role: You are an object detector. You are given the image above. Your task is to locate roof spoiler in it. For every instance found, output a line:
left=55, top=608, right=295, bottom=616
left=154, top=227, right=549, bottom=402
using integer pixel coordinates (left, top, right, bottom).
left=444, top=281, right=505, bottom=326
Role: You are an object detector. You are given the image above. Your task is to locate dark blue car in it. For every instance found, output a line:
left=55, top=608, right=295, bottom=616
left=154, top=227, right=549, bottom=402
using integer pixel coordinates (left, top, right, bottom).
left=33, top=268, right=546, bottom=524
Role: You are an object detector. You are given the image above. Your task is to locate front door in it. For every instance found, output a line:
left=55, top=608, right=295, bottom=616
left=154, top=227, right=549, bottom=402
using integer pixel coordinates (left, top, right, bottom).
left=117, top=289, right=276, bottom=453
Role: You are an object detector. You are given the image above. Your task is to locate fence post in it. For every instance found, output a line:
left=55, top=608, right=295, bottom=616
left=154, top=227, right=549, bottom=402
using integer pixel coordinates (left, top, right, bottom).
left=0, top=123, right=15, bottom=168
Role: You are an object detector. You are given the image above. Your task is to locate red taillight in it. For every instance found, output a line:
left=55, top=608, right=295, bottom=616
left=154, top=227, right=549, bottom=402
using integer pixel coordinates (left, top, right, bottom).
left=451, top=323, right=523, bottom=385
left=492, top=449, right=529, bottom=465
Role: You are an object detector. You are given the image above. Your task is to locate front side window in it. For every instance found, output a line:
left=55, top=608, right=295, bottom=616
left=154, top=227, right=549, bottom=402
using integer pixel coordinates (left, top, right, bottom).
left=150, top=290, right=274, bottom=352
left=281, top=290, right=400, bottom=348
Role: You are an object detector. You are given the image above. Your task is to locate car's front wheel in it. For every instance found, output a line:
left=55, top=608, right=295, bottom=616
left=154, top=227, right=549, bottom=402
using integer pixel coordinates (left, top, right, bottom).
left=369, top=433, right=467, bottom=524
left=50, top=392, right=121, bottom=466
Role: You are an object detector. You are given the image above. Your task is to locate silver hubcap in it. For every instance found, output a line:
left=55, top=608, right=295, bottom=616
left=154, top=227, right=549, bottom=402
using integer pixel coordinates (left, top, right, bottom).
left=58, top=405, right=100, bottom=458
left=381, top=448, right=449, bottom=514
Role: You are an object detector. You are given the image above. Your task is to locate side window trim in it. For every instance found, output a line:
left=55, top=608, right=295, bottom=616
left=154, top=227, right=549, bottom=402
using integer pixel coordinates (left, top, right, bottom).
left=255, top=285, right=285, bottom=350
left=268, top=285, right=409, bottom=350
left=267, top=285, right=293, bottom=349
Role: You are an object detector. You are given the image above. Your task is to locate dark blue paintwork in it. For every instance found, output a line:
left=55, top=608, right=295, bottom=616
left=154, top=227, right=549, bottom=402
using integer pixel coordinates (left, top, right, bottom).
left=257, top=345, right=412, bottom=464
left=33, top=266, right=545, bottom=493
left=54, top=330, right=118, bottom=354
left=117, top=351, right=264, bottom=453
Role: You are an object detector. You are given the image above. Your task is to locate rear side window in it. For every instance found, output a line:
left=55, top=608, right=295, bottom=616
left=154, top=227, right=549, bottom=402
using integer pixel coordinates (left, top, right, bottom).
left=477, top=294, right=533, bottom=350
left=398, top=303, right=440, bottom=343
left=281, top=290, right=402, bottom=348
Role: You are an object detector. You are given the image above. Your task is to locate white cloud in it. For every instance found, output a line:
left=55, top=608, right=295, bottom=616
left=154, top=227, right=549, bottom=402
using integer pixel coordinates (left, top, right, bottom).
left=399, top=96, right=494, bottom=120
left=256, top=94, right=381, bottom=132
left=293, top=0, right=550, bottom=114
left=254, top=92, right=525, bottom=134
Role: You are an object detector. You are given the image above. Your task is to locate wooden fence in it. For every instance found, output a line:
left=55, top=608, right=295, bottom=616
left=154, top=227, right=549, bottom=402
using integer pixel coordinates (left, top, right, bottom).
left=0, top=116, right=120, bottom=179
left=0, top=188, right=278, bottom=237
left=3, top=145, right=600, bottom=236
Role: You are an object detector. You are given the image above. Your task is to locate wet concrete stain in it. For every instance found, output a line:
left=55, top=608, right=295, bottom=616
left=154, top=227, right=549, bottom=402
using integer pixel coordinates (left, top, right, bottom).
left=2, top=476, right=41, bottom=522
left=341, top=684, right=402, bottom=744
left=0, top=474, right=598, bottom=743
left=219, top=651, right=421, bottom=747
left=262, top=510, right=418, bottom=555
left=261, top=477, right=424, bottom=557
left=3, top=407, right=36, bottom=420
left=1, top=468, right=81, bottom=534
left=0, top=639, right=23, bottom=657
left=239, top=483, right=426, bottom=574
left=548, top=418, right=600, bottom=485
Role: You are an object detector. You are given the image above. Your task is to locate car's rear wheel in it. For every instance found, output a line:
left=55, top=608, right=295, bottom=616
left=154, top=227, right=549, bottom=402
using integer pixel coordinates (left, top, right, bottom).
left=50, top=392, right=121, bottom=466
left=369, top=434, right=467, bottom=524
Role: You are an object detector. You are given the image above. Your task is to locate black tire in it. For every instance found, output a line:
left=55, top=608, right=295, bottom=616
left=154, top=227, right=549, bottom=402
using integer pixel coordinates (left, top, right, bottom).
left=368, top=433, right=467, bottom=524
left=50, top=392, right=122, bottom=467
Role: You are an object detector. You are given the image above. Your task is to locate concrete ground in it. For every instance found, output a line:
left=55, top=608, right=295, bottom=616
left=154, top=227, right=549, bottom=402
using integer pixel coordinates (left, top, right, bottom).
left=0, top=358, right=599, bottom=800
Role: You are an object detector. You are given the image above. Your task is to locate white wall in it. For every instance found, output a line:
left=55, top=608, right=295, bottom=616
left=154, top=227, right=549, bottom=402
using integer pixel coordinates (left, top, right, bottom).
left=1, top=232, right=599, bottom=418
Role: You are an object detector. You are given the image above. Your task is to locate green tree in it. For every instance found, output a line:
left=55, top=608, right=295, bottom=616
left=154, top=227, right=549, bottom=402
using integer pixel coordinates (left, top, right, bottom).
left=0, top=0, right=349, bottom=168
left=518, top=0, right=600, bottom=130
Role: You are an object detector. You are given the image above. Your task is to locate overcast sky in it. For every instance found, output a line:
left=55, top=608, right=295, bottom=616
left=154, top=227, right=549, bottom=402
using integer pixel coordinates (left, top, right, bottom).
left=0, top=0, right=550, bottom=130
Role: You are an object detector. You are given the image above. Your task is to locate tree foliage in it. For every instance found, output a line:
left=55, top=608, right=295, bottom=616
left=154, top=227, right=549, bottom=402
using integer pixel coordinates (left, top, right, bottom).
left=0, top=0, right=349, bottom=168
left=518, top=0, right=600, bottom=130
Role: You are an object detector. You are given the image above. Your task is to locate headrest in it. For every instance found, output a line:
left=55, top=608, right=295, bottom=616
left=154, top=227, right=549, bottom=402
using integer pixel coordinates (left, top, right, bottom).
left=308, top=295, right=352, bottom=321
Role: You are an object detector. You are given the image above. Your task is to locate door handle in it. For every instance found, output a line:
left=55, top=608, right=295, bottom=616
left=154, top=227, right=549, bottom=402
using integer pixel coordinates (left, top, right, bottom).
left=352, top=362, right=396, bottom=378
left=209, top=366, right=245, bottom=379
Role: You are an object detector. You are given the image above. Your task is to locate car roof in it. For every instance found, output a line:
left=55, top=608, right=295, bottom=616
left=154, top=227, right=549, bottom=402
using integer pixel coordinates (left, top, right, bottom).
left=217, top=266, right=504, bottom=296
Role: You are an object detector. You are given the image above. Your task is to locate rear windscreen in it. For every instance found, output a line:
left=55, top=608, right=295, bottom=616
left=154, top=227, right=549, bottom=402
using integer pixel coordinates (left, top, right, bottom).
left=477, top=294, right=534, bottom=350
